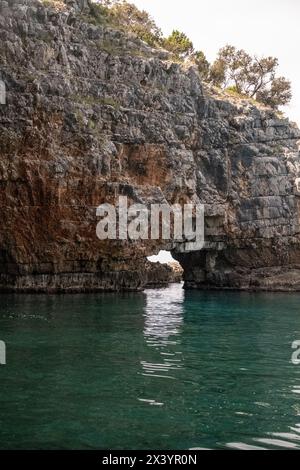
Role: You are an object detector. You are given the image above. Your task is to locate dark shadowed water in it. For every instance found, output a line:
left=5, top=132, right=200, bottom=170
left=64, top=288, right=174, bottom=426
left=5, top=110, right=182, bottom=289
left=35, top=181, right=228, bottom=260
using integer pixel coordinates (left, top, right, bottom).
left=0, top=283, right=300, bottom=450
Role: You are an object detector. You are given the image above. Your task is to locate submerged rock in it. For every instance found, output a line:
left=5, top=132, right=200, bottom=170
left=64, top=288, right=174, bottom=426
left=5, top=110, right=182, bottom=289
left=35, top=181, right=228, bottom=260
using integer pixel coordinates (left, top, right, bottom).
left=0, top=0, right=300, bottom=291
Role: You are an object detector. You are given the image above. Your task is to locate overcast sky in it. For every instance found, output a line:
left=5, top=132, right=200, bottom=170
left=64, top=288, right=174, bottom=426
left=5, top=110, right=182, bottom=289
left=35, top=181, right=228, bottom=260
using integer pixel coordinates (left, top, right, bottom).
left=132, top=0, right=300, bottom=126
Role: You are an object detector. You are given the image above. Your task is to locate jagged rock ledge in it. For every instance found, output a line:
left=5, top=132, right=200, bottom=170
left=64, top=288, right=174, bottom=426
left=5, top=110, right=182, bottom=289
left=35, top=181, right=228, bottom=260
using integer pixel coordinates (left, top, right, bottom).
left=145, top=261, right=183, bottom=288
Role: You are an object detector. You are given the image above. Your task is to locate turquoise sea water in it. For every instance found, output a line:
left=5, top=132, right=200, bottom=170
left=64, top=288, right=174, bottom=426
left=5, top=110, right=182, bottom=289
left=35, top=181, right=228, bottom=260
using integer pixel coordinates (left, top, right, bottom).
left=0, top=283, right=300, bottom=450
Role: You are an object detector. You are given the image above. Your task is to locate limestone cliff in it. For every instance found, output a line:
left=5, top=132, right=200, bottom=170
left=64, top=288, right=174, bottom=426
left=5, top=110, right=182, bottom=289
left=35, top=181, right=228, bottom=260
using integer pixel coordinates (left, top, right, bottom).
left=0, top=0, right=300, bottom=291
left=145, top=261, right=183, bottom=288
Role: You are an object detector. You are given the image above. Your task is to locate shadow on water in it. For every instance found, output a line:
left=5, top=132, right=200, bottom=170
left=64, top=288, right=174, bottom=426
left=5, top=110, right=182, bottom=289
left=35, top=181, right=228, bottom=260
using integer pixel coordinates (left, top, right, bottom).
left=0, top=286, right=300, bottom=449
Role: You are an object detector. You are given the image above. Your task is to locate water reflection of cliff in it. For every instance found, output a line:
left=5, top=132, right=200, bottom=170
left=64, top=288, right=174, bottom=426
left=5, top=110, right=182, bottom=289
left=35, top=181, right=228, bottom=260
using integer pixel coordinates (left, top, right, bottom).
left=140, top=284, right=184, bottom=381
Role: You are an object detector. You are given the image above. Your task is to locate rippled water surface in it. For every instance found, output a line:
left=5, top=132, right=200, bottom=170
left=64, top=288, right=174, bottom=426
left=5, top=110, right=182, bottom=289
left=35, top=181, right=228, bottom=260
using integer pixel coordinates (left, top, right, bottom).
left=0, top=284, right=300, bottom=449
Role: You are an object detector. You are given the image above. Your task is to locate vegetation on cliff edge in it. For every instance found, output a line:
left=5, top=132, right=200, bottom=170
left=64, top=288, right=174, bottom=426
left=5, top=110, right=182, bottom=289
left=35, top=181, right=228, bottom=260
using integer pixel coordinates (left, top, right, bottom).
left=58, top=0, right=293, bottom=110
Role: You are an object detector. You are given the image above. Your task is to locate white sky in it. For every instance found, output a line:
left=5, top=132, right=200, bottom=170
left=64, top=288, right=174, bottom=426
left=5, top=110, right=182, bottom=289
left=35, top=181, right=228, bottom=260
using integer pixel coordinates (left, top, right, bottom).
left=131, top=0, right=300, bottom=125
left=148, top=250, right=174, bottom=263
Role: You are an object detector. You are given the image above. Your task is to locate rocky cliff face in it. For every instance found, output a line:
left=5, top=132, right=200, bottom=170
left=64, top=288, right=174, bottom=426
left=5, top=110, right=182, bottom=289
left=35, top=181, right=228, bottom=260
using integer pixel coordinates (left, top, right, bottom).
left=145, top=261, right=183, bottom=288
left=1, top=0, right=300, bottom=291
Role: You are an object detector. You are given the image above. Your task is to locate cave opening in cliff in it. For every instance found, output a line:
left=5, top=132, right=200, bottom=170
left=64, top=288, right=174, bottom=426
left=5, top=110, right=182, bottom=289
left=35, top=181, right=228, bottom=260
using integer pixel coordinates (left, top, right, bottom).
left=148, top=250, right=174, bottom=264
left=147, top=251, right=184, bottom=285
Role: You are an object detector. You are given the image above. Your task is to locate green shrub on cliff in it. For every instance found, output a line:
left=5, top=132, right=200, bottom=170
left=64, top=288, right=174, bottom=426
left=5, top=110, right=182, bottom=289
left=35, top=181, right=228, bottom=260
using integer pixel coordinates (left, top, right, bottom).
left=256, top=77, right=292, bottom=108
left=89, top=2, right=292, bottom=110
left=190, top=50, right=210, bottom=80
left=89, top=1, right=110, bottom=20
left=91, top=1, right=162, bottom=46
left=110, top=1, right=162, bottom=46
left=163, top=30, right=194, bottom=59
left=209, top=45, right=292, bottom=108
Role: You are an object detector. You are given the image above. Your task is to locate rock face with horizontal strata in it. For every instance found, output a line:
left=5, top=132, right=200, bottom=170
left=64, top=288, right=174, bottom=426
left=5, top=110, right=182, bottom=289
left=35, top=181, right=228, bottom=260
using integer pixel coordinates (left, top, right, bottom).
left=0, top=0, right=300, bottom=291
